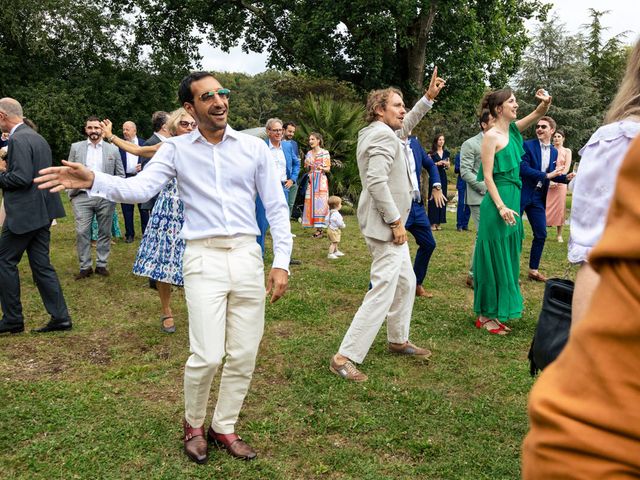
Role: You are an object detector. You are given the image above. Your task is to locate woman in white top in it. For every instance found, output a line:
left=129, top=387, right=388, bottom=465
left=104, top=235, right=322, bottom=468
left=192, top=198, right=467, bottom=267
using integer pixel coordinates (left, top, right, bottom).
left=569, top=38, right=640, bottom=325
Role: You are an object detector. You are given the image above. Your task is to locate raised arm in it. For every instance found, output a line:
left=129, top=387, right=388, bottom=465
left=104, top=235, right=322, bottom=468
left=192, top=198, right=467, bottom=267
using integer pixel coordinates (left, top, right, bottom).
left=100, top=119, right=162, bottom=157
left=396, top=66, right=446, bottom=138
left=515, top=89, right=552, bottom=132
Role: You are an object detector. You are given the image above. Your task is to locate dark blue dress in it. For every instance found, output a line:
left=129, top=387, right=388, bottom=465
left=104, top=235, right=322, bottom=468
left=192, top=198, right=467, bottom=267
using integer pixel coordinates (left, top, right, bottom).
left=428, top=149, right=450, bottom=225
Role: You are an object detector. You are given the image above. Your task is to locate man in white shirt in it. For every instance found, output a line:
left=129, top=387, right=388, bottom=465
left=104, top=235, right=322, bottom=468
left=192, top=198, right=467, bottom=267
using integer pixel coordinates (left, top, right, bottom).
left=119, top=121, right=148, bottom=241
left=35, top=72, right=291, bottom=464
left=67, top=116, right=124, bottom=279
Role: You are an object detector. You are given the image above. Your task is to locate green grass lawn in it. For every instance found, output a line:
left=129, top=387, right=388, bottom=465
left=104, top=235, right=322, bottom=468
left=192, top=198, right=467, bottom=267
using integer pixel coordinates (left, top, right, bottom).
left=0, top=197, right=576, bottom=479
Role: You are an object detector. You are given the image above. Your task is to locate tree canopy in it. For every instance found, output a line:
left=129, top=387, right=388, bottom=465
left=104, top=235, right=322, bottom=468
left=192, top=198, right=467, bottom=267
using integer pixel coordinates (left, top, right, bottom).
left=133, top=0, right=550, bottom=106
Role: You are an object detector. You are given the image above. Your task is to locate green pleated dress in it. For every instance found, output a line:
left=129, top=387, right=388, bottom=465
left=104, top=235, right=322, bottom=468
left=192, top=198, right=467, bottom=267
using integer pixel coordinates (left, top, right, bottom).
left=472, top=122, right=525, bottom=321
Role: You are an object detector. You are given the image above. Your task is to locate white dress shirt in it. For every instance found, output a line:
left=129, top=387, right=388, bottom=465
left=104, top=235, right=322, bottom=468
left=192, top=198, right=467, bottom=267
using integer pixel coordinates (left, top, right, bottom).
left=90, top=126, right=292, bottom=270
left=268, top=140, right=287, bottom=183
left=540, top=142, right=551, bottom=172
left=86, top=139, right=104, bottom=173
left=125, top=137, right=139, bottom=175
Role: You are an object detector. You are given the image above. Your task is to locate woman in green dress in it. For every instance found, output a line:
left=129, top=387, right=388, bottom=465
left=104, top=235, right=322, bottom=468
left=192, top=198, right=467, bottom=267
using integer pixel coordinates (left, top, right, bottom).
left=473, top=88, right=552, bottom=335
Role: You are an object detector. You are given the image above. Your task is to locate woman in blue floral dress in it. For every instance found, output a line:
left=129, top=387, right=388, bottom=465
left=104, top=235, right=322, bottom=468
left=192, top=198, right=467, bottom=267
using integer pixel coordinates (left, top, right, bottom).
left=102, top=108, right=195, bottom=333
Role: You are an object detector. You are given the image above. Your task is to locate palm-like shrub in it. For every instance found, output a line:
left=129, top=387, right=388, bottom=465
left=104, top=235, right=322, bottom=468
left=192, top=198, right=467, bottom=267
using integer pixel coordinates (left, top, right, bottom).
left=297, top=94, right=366, bottom=204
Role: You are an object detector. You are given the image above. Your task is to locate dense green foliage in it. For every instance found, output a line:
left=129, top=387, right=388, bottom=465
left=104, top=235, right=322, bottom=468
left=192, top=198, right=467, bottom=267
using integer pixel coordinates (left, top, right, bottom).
left=0, top=0, right=185, bottom=160
left=514, top=11, right=630, bottom=153
left=134, top=0, right=550, bottom=106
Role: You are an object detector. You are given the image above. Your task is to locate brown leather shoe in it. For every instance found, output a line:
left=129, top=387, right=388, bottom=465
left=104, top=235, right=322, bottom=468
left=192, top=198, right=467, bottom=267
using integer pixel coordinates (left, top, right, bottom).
left=528, top=270, right=547, bottom=282
left=183, top=420, right=208, bottom=464
left=207, top=428, right=257, bottom=460
left=388, top=341, right=432, bottom=360
left=415, top=285, right=434, bottom=298
left=465, top=275, right=474, bottom=289
left=94, top=266, right=110, bottom=277
left=74, top=268, right=93, bottom=280
left=330, top=355, right=368, bottom=382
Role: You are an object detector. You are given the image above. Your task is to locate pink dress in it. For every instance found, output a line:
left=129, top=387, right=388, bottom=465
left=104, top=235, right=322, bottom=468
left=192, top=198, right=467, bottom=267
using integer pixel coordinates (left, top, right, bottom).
left=302, top=149, right=330, bottom=228
left=545, top=147, right=572, bottom=226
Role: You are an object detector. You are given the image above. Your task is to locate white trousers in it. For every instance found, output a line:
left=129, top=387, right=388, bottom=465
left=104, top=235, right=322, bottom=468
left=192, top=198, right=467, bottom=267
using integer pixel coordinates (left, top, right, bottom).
left=339, top=237, right=416, bottom=364
left=183, top=235, right=265, bottom=434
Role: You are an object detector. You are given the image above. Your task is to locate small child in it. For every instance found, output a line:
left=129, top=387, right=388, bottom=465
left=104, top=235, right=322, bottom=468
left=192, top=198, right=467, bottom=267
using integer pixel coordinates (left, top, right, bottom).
left=326, top=196, right=346, bottom=259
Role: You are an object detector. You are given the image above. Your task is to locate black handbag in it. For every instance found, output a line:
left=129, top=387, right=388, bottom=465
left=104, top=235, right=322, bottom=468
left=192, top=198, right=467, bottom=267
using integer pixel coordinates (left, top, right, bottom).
left=528, top=278, right=574, bottom=376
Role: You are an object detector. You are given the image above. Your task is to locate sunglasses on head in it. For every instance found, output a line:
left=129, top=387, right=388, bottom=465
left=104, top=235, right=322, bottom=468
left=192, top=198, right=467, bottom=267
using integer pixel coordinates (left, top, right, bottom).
left=535, top=124, right=548, bottom=129
left=179, top=121, right=197, bottom=128
left=198, top=88, right=231, bottom=102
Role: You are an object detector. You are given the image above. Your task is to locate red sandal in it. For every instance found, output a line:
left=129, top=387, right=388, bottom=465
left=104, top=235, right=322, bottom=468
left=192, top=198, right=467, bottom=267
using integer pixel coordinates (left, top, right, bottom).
left=475, top=317, right=508, bottom=335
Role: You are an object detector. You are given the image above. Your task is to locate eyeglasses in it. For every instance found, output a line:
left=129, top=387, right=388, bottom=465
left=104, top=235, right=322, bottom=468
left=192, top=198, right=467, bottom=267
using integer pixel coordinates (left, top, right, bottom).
left=198, top=88, right=231, bottom=102
left=535, top=124, right=548, bottom=130
left=179, top=121, right=197, bottom=128
left=269, top=128, right=283, bottom=133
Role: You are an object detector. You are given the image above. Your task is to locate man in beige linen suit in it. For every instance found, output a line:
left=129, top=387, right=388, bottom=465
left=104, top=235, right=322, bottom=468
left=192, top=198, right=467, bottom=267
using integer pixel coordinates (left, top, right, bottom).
left=67, top=116, right=124, bottom=279
left=330, top=69, right=446, bottom=382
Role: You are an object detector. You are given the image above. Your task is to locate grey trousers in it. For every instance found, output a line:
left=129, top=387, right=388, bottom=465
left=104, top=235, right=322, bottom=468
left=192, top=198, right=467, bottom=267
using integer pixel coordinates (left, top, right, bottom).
left=468, top=204, right=481, bottom=277
left=71, top=194, right=115, bottom=270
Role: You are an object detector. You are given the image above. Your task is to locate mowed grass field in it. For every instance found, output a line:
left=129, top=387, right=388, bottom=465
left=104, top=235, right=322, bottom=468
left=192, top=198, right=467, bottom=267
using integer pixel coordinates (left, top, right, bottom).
left=0, top=195, right=577, bottom=479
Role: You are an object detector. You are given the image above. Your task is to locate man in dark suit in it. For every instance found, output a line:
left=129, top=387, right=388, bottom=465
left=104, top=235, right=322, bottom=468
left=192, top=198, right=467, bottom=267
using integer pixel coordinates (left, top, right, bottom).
left=0, top=97, right=71, bottom=334
left=454, top=152, right=471, bottom=231
left=406, top=135, right=446, bottom=298
left=139, top=111, right=170, bottom=225
left=520, top=116, right=573, bottom=282
left=120, top=120, right=148, bottom=241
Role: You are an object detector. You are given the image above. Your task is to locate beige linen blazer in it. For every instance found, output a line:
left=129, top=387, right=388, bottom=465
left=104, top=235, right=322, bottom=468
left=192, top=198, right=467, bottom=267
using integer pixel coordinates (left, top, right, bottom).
left=356, top=98, right=432, bottom=242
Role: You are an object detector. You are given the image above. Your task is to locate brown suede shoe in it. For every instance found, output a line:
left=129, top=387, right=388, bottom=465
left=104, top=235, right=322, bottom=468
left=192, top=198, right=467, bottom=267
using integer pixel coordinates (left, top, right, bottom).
left=388, top=341, right=432, bottom=360
left=528, top=270, right=547, bottom=282
left=329, top=355, right=368, bottom=382
left=465, top=275, right=474, bottom=289
left=415, top=285, right=434, bottom=298
left=207, top=428, right=257, bottom=460
left=183, top=420, right=208, bottom=464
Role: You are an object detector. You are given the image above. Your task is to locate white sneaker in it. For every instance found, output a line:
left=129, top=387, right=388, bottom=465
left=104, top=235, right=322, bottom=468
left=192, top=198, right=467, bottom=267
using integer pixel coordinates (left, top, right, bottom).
left=291, top=233, right=297, bottom=238
left=327, top=253, right=338, bottom=259
left=335, top=250, right=345, bottom=257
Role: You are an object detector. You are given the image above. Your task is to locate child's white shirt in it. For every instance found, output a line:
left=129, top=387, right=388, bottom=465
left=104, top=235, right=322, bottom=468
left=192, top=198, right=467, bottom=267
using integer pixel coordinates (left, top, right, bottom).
left=326, top=209, right=346, bottom=230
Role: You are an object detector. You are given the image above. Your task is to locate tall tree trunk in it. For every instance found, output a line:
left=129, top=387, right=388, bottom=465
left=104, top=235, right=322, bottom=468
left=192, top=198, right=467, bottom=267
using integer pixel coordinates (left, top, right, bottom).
left=399, top=4, right=437, bottom=106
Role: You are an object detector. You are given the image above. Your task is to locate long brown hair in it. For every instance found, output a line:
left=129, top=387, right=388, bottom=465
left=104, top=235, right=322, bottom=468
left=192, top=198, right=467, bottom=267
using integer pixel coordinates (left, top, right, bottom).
left=604, top=39, right=640, bottom=123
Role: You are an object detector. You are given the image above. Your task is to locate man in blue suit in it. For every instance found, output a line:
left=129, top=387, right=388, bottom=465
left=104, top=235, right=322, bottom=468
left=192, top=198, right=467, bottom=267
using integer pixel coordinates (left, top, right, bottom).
left=454, top=152, right=471, bottom=231
left=283, top=121, right=301, bottom=218
left=406, top=135, right=446, bottom=297
left=119, top=120, right=148, bottom=242
left=520, top=116, right=573, bottom=282
left=256, top=118, right=300, bottom=262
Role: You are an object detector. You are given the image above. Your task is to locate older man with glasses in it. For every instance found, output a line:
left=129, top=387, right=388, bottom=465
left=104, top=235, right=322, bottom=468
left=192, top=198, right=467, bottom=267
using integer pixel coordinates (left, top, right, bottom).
left=519, top=115, right=574, bottom=282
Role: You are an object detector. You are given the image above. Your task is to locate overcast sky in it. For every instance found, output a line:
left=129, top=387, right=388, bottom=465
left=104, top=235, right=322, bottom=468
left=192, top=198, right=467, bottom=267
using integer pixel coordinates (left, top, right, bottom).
left=200, top=0, right=639, bottom=74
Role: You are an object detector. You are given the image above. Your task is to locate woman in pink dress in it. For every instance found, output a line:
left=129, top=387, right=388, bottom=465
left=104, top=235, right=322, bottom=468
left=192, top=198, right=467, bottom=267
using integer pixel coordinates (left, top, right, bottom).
left=302, top=132, right=331, bottom=237
left=545, top=129, right=572, bottom=242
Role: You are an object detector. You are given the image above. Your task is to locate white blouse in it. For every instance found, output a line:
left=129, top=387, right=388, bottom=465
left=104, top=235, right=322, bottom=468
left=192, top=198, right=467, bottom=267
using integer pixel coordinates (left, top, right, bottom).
left=568, top=120, right=640, bottom=263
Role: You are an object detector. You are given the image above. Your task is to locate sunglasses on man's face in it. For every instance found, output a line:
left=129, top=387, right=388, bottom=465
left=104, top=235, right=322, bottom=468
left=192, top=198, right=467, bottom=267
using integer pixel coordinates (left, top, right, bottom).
left=535, top=124, right=548, bottom=130
left=179, top=121, right=197, bottom=128
left=198, top=88, right=231, bottom=102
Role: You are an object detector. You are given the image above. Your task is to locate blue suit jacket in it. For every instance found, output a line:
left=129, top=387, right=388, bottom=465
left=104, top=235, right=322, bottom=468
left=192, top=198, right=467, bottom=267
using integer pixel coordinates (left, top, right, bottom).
left=119, top=136, right=146, bottom=175
left=409, top=136, right=440, bottom=191
left=520, top=139, right=568, bottom=208
left=264, top=139, right=301, bottom=183
left=406, top=136, right=440, bottom=228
